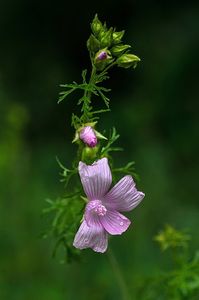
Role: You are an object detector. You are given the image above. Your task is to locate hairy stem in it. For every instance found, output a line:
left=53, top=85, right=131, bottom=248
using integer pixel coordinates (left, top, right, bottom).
left=81, top=65, right=96, bottom=123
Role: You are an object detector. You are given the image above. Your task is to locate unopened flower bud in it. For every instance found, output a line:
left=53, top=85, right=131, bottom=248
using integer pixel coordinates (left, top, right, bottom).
left=91, top=14, right=103, bottom=36
left=100, top=28, right=113, bottom=48
left=96, top=50, right=108, bottom=61
left=98, top=29, right=106, bottom=40
left=112, top=30, right=125, bottom=44
left=87, top=34, right=100, bottom=53
left=98, top=23, right=108, bottom=40
left=94, top=49, right=113, bottom=70
left=80, top=126, right=97, bottom=148
left=81, top=145, right=99, bottom=163
left=116, top=54, right=140, bottom=69
left=111, top=44, right=131, bottom=57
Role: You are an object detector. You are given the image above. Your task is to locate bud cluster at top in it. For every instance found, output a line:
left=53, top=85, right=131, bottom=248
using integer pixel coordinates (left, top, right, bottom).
left=87, top=14, right=140, bottom=70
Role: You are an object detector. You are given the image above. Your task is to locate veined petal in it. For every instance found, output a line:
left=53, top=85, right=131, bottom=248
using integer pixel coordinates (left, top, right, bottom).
left=100, top=210, right=131, bottom=235
left=73, top=220, right=108, bottom=253
left=104, top=175, right=145, bottom=211
left=78, top=157, right=112, bottom=200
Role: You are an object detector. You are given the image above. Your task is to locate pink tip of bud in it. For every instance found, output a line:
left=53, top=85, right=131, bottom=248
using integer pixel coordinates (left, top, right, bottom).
left=80, top=126, right=97, bottom=148
left=97, top=51, right=107, bottom=61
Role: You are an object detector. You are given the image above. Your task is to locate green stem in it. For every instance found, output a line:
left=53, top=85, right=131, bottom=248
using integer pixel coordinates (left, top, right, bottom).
left=103, top=61, right=117, bottom=73
left=77, top=142, right=84, bottom=162
left=81, top=57, right=115, bottom=123
left=81, top=65, right=96, bottom=123
left=107, top=247, right=131, bottom=300
left=88, top=65, right=96, bottom=98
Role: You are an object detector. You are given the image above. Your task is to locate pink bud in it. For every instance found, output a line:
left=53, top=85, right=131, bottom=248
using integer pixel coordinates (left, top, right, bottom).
left=79, top=126, right=97, bottom=148
left=97, top=51, right=108, bottom=61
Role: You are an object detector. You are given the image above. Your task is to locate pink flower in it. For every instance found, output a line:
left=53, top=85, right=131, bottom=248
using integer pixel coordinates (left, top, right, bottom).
left=79, top=126, right=97, bottom=148
left=73, top=158, right=145, bottom=253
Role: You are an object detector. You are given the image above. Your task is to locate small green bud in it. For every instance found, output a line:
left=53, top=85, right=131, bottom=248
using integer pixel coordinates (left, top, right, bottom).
left=116, top=54, right=140, bottom=69
left=87, top=34, right=100, bottom=53
left=82, top=145, right=99, bottom=163
left=100, top=28, right=113, bottom=48
left=98, top=29, right=106, bottom=41
left=112, top=30, right=125, bottom=44
left=110, top=44, right=131, bottom=57
left=91, top=14, right=103, bottom=36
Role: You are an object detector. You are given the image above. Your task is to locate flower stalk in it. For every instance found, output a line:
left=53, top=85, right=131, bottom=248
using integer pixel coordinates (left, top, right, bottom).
left=45, top=14, right=144, bottom=263
left=107, top=248, right=131, bottom=300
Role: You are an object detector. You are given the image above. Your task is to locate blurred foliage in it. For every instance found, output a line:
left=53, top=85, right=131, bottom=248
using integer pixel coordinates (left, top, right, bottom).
left=43, top=193, right=84, bottom=263
left=0, top=0, right=199, bottom=299
left=154, top=224, right=191, bottom=251
left=136, top=226, right=199, bottom=299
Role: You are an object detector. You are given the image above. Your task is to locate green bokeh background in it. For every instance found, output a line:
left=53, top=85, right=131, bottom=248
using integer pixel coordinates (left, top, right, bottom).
left=0, top=1, right=199, bottom=299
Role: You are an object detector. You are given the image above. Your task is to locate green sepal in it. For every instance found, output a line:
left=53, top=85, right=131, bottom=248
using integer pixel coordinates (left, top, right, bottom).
left=72, top=131, right=79, bottom=143
left=95, top=58, right=114, bottom=71
left=95, top=130, right=107, bottom=140
left=116, top=53, right=140, bottom=69
left=110, top=44, right=131, bottom=57
left=112, top=30, right=125, bottom=44
left=87, top=34, right=100, bottom=53
left=91, top=14, right=103, bottom=36
left=80, top=196, right=88, bottom=203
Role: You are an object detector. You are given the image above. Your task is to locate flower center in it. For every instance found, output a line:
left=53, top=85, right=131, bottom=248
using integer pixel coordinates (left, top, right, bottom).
left=94, top=204, right=107, bottom=216
left=86, top=200, right=107, bottom=216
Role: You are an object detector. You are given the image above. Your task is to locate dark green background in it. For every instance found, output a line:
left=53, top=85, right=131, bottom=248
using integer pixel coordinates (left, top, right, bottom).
left=0, top=1, right=199, bottom=299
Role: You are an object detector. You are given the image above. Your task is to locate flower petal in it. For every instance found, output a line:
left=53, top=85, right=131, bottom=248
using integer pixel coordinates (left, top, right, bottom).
left=100, top=210, right=131, bottom=235
left=104, top=175, right=145, bottom=211
left=73, top=220, right=108, bottom=253
left=78, top=157, right=112, bottom=200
